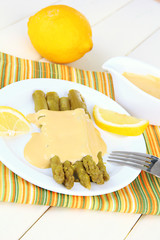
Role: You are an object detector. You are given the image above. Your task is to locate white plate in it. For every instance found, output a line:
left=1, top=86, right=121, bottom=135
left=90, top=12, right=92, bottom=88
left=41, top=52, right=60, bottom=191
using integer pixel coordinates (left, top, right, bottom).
left=0, top=79, right=146, bottom=196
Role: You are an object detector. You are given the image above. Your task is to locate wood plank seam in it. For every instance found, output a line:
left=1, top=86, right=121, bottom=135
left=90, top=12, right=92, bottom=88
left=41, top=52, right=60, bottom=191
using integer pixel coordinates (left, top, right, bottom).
left=92, top=0, right=133, bottom=27
left=126, top=25, right=160, bottom=56
left=124, top=214, right=143, bottom=240
left=0, top=0, right=61, bottom=31
left=0, top=0, right=133, bottom=33
left=18, top=206, right=51, bottom=240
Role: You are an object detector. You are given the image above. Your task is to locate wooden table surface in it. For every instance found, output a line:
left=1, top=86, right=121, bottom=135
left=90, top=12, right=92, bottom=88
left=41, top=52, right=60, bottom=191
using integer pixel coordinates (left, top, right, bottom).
left=0, top=0, right=160, bottom=239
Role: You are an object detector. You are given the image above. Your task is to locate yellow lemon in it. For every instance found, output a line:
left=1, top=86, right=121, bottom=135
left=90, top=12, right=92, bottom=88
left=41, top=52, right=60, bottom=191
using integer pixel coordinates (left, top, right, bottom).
left=93, top=105, right=149, bottom=136
left=28, top=5, right=93, bottom=63
left=0, top=106, right=31, bottom=136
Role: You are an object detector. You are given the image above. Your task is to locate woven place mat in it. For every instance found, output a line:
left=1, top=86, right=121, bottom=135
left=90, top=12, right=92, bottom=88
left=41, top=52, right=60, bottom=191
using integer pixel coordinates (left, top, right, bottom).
left=0, top=52, right=160, bottom=214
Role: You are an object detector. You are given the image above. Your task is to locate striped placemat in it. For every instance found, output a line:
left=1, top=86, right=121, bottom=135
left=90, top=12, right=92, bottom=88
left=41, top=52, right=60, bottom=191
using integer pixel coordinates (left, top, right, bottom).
left=0, top=52, right=160, bottom=214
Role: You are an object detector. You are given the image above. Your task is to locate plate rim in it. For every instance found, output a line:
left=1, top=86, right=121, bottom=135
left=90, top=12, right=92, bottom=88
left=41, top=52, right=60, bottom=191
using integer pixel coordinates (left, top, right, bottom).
left=0, top=78, right=145, bottom=196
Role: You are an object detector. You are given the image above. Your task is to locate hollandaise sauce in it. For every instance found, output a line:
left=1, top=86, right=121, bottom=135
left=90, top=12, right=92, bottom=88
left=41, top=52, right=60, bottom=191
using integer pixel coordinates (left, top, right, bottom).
left=24, top=109, right=107, bottom=168
left=122, top=72, right=160, bottom=100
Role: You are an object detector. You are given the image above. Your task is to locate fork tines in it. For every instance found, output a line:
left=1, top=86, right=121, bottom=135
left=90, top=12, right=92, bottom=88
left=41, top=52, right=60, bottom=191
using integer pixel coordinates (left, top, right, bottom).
left=107, top=151, right=158, bottom=171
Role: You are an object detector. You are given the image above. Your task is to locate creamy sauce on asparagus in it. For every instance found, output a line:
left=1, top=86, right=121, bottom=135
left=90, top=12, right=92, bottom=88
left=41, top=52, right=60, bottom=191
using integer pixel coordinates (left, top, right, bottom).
left=122, top=72, right=160, bottom=100
left=24, top=109, right=107, bottom=168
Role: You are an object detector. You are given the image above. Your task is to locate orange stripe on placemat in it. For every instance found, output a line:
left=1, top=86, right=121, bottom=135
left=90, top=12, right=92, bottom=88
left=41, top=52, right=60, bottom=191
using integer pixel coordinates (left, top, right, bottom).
left=4, top=54, right=9, bottom=87
left=11, top=171, right=16, bottom=202
left=15, top=57, right=19, bottom=82
left=118, top=189, right=126, bottom=213
left=26, top=59, right=30, bottom=80
left=66, top=65, right=71, bottom=81
left=106, top=193, right=114, bottom=212
left=61, top=65, right=65, bottom=80
left=21, top=178, right=26, bottom=204
left=4, top=167, right=10, bottom=202
left=3, top=166, right=7, bottom=202
left=52, top=192, right=57, bottom=206
left=148, top=126, right=159, bottom=155
left=78, top=196, right=84, bottom=209
left=9, top=55, right=13, bottom=84
left=146, top=126, right=157, bottom=155
left=71, top=195, right=77, bottom=208
left=73, top=196, right=79, bottom=208
left=100, top=194, right=107, bottom=211
left=25, top=181, right=30, bottom=204
left=45, top=62, right=51, bottom=78
left=151, top=126, right=160, bottom=156
left=99, top=72, right=104, bottom=94
left=86, top=71, right=93, bottom=88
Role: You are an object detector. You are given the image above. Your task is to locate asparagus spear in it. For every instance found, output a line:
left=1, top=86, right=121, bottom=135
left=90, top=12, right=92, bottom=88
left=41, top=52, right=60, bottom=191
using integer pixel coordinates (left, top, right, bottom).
left=59, top=97, right=71, bottom=111
left=63, top=161, right=74, bottom=189
left=82, top=155, right=104, bottom=184
left=74, top=161, right=91, bottom=189
left=68, top=89, right=91, bottom=118
left=97, top=152, right=110, bottom=181
left=50, top=156, right=64, bottom=184
left=46, top=92, right=59, bottom=111
left=32, top=90, right=48, bottom=112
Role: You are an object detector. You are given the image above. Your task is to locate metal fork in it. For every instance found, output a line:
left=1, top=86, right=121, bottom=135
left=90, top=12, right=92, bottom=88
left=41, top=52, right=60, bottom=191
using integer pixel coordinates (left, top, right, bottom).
left=108, top=151, right=160, bottom=178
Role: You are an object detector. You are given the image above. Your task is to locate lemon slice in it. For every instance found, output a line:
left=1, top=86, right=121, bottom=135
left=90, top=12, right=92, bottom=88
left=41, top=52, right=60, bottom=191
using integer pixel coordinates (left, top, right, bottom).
left=0, top=106, right=31, bottom=136
left=93, top=105, right=149, bottom=136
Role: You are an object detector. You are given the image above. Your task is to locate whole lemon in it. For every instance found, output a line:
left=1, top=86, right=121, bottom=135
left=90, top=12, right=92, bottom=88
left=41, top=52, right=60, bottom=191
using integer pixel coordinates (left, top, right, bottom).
left=28, top=5, right=93, bottom=63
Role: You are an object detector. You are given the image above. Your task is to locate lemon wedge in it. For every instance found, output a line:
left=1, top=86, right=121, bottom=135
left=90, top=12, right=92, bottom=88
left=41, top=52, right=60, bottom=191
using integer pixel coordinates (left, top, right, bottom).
left=0, top=106, right=31, bottom=136
left=93, top=105, right=149, bottom=136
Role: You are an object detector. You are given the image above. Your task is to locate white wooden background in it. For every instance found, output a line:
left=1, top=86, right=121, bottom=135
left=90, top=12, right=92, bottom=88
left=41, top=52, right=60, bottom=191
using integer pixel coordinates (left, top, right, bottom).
left=0, top=0, right=160, bottom=239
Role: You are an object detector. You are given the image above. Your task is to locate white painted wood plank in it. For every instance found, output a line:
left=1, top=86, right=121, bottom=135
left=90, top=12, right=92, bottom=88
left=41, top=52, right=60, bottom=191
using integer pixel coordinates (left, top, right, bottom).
left=0, top=202, right=49, bottom=240
left=0, top=0, right=61, bottom=30
left=66, top=0, right=160, bottom=71
left=57, top=0, right=132, bottom=26
left=128, top=28, right=160, bottom=69
left=126, top=215, right=160, bottom=240
left=0, top=18, right=41, bottom=60
left=20, top=207, right=140, bottom=240
left=0, top=0, right=132, bottom=62
left=0, top=0, right=132, bottom=30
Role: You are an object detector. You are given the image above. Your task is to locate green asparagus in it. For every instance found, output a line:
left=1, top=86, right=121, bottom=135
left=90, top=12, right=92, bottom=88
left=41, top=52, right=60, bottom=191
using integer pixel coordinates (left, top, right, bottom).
left=50, top=156, right=64, bottom=184
left=97, top=152, right=109, bottom=181
left=32, top=90, right=48, bottom=112
left=59, top=97, right=71, bottom=111
left=68, top=89, right=91, bottom=118
left=74, top=161, right=91, bottom=189
left=63, top=161, right=74, bottom=189
left=82, top=155, right=104, bottom=184
left=46, top=92, right=59, bottom=111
